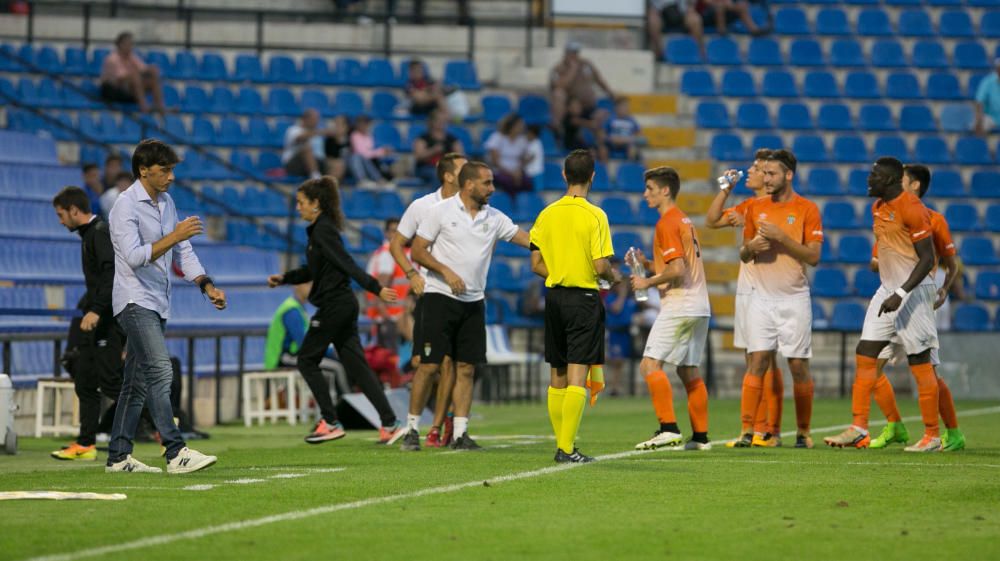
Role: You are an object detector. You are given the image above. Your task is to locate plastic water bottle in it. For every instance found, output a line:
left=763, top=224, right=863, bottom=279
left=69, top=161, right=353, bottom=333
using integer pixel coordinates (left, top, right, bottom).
left=625, top=247, right=649, bottom=303
left=717, top=170, right=744, bottom=190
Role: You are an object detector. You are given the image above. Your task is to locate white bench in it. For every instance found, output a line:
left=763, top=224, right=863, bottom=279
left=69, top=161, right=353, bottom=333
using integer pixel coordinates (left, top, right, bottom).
left=242, top=370, right=307, bottom=427
left=34, top=379, right=79, bottom=438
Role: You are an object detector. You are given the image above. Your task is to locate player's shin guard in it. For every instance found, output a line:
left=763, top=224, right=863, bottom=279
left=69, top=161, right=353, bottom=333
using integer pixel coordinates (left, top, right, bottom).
left=684, top=378, right=709, bottom=434
left=753, top=370, right=773, bottom=434
left=873, top=374, right=901, bottom=423
left=739, top=374, right=763, bottom=433
left=909, top=363, right=940, bottom=438
left=851, top=355, right=878, bottom=430
left=645, top=370, right=676, bottom=425
left=937, top=376, right=958, bottom=430
left=793, top=380, right=814, bottom=434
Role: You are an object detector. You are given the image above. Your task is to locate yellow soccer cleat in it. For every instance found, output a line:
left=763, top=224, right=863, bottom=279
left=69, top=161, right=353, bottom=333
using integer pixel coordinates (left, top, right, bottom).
left=752, top=433, right=781, bottom=447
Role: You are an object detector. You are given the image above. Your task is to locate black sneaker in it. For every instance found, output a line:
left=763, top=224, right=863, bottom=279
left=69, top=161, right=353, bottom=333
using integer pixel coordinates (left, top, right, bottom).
left=554, top=448, right=595, bottom=463
left=795, top=433, right=814, bottom=449
left=727, top=433, right=753, bottom=448
left=399, top=429, right=421, bottom=451
left=450, top=433, right=482, bottom=451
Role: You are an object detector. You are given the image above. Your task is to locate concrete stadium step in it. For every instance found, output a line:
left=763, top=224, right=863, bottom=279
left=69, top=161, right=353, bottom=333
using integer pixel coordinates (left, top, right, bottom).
left=643, top=126, right=696, bottom=150
left=646, top=158, right=712, bottom=181
left=627, top=93, right=677, bottom=116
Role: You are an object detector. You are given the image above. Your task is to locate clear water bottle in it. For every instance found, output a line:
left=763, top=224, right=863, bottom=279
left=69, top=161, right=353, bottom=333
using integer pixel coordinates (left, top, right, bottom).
left=625, top=247, right=649, bottom=303
left=717, top=169, right=744, bottom=190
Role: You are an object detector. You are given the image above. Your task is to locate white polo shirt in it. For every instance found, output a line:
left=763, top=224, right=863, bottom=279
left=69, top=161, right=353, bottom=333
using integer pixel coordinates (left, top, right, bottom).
left=397, top=187, right=447, bottom=241
left=416, top=196, right=519, bottom=303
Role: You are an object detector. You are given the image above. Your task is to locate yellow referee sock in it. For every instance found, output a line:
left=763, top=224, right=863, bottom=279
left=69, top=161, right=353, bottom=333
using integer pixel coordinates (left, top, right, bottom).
left=558, top=386, right=587, bottom=454
left=547, top=386, right=566, bottom=440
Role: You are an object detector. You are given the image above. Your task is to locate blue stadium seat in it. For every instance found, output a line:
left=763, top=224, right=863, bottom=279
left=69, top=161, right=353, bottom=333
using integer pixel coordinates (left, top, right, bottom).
left=960, top=236, right=999, bottom=265
left=487, top=261, right=520, bottom=292
left=898, top=10, right=934, bottom=37
left=929, top=169, right=965, bottom=197
left=751, top=134, right=783, bottom=151
left=804, top=71, right=839, bottom=98
left=363, top=58, right=400, bottom=88
left=592, top=162, right=611, bottom=192
left=747, top=38, right=782, bottom=66
left=247, top=118, right=275, bottom=148
left=333, top=91, right=364, bottom=117
left=488, top=191, right=513, bottom=216
left=233, top=53, right=264, bottom=82
left=830, top=39, right=865, bottom=66
left=234, top=87, right=263, bottom=115
left=736, top=102, right=771, bottom=129
left=616, top=163, right=645, bottom=189
left=817, top=103, right=854, bottom=130
left=857, top=9, right=893, bottom=36
left=912, top=41, right=948, bottom=69
left=761, top=70, right=798, bottom=97
left=789, top=39, right=825, bottom=66
left=938, top=10, right=973, bottom=37
left=774, top=8, right=810, bottom=34
left=899, top=104, right=936, bottom=132
left=696, top=102, right=730, bottom=129
left=871, top=40, right=906, bottom=68
left=793, top=135, right=828, bottom=163
left=873, top=136, right=909, bottom=161
left=838, top=235, right=873, bottom=264
left=217, top=118, right=246, bottom=147
left=844, top=71, right=880, bottom=99
left=971, top=172, right=1000, bottom=198
left=268, top=55, right=302, bottom=84
left=88, top=48, right=109, bottom=77
left=710, top=134, right=747, bottom=161
left=813, top=301, right=828, bottom=329
left=443, top=60, right=481, bottom=90
left=335, top=58, right=365, bottom=86
left=823, top=201, right=860, bottom=229
left=954, top=42, right=989, bottom=70
left=707, top=38, right=741, bottom=65
left=371, top=90, right=401, bottom=120
left=481, top=94, right=512, bottom=123
left=300, top=89, right=331, bottom=116
left=955, top=137, right=993, bottom=166
left=777, top=103, right=813, bottom=130
left=172, top=51, right=197, bottom=80
left=975, top=271, right=1000, bottom=300
left=35, top=46, right=62, bottom=74
left=832, top=135, right=869, bottom=163
left=859, top=104, right=895, bottom=131
left=665, top=37, right=702, bottom=64
left=806, top=167, right=843, bottom=195
left=830, top=301, right=866, bottom=331
left=816, top=8, right=850, bottom=35
left=372, top=122, right=403, bottom=151
left=601, top=196, right=637, bottom=226
left=518, top=95, right=550, bottom=125
left=914, top=136, right=950, bottom=164
left=198, top=52, right=228, bottom=81
left=265, top=88, right=300, bottom=116
left=886, top=72, right=922, bottom=99
left=813, top=268, right=851, bottom=297
left=953, top=304, right=991, bottom=332
left=681, top=70, right=716, bottom=97
left=944, top=203, right=980, bottom=231
left=63, top=47, right=87, bottom=75
left=204, top=86, right=231, bottom=114
left=927, top=73, right=962, bottom=100
left=982, top=12, right=1000, bottom=38
left=612, top=232, right=644, bottom=259
left=302, top=57, right=335, bottom=85
left=721, top=70, right=756, bottom=97
left=853, top=269, right=880, bottom=298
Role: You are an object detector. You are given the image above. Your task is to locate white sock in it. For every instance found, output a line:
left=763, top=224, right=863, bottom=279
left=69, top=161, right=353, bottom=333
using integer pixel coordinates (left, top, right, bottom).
left=851, top=425, right=868, bottom=435
left=407, top=414, right=420, bottom=432
left=454, top=416, right=469, bottom=437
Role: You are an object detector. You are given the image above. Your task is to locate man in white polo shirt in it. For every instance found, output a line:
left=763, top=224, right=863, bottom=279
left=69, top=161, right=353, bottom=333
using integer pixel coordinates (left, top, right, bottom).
left=408, top=161, right=531, bottom=450
left=389, top=153, right=466, bottom=449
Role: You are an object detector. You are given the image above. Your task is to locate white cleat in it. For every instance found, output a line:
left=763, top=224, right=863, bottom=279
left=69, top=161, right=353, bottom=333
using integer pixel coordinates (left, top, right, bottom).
left=167, top=447, right=218, bottom=474
left=634, top=430, right=683, bottom=450
left=105, top=455, right=163, bottom=473
left=903, top=435, right=942, bottom=453
left=683, top=440, right=712, bottom=451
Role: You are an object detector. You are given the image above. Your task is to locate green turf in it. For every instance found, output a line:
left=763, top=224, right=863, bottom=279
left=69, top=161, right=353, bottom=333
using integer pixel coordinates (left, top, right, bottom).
left=2, top=398, right=999, bottom=561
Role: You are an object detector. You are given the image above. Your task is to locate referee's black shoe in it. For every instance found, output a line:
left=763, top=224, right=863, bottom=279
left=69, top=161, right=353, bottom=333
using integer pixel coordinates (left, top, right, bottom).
left=554, top=448, right=595, bottom=463
left=450, top=433, right=482, bottom=451
left=400, top=429, right=421, bottom=451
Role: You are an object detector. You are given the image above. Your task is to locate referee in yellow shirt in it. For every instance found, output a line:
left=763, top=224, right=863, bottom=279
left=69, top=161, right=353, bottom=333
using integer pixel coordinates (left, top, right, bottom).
left=530, top=149, right=621, bottom=463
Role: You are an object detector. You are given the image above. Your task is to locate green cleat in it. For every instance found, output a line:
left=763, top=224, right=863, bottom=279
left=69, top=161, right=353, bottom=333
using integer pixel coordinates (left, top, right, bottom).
left=941, top=428, right=966, bottom=452
left=869, top=422, right=910, bottom=449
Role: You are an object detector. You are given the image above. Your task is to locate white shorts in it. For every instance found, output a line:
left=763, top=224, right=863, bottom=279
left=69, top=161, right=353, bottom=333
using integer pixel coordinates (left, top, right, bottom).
left=876, top=338, right=940, bottom=367
left=861, top=284, right=939, bottom=356
left=746, top=293, right=812, bottom=358
left=643, top=315, right=710, bottom=367
left=733, top=292, right=751, bottom=349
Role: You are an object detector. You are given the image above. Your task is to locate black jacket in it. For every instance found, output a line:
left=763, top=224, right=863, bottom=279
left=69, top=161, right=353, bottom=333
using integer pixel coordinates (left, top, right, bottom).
left=282, top=213, right=382, bottom=308
left=75, top=216, right=115, bottom=319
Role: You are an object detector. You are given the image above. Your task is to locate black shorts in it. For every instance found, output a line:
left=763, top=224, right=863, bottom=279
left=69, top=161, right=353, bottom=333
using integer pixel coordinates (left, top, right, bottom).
left=418, top=293, right=486, bottom=365
left=284, top=150, right=328, bottom=177
left=412, top=296, right=425, bottom=349
left=100, top=82, right=136, bottom=104
left=660, top=5, right=687, bottom=31
left=544, top=286, right=605, bottom=368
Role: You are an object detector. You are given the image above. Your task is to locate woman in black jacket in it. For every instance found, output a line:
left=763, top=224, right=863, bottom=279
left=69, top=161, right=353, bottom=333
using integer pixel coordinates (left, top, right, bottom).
left=268, top=176, right=405, bottom=445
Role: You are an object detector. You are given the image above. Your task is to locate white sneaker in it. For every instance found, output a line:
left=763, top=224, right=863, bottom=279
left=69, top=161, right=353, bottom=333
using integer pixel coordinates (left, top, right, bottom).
left=167, top=447, right=217, bottom=474
left=684, top=440, right=712, bottom=451
left=105, top=455, right=163, bottom=473
left=634, top=430, right=683, bottom=450
left=903, top=435, right=942, bottom=453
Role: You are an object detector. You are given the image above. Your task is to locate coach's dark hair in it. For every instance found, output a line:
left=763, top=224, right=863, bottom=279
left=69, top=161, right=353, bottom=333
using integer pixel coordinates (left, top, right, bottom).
left=436, top=152, right=465, bottom=184
left=753, top=148, right=773, bottom=161
left=82, top=163, right=99, bottom=174
left=384, top=217, right=400, bottom=231
left=131, top=139, right=180, bottom=178
left=458, top=161, right=491, bottom=189
left=498, top=114, right=524, bottom=136
left=563, top=149, right=595, bottom=186
left=52, top=186, right=92, bottom=215
left=874, top=156, right=904, bottom=184
left=115, top=31, right=133, bottom=47
left=644, top=167, right=681, bottom=200
left=298, top=176, right=345, bottom=231
left=904, top=164, right=931, bottom=198
left=766, top=149, right=797, bottom=173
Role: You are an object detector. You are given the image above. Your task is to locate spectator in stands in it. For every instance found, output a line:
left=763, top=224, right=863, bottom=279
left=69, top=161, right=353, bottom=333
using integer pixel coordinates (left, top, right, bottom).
left=102, top=154, right=123, bottom=192
left=974, top=58, right=1000, bottom=136
left=648, top=0, right=768, bottom=60
left=99, top=171, right=133, bottom=219
left=413, top=109, right=463, bottom=186
left=605, top=97, right=643, bottom=161
left=524, top=124, right=545, bottom=187
left=604, top=279, right=637, bottom=397
left=324, top=115, right=351, bottom=184
left=406, top=59, right=445, bottom=116
left=562, top=97, right=606, bottom=161
left=485, top=114, right=533, bottom=196
left=283, top=109, right=334, bottom=179
left=549, top=41, right=615, bottom=131
left=99, top=31, right=166, bottom=113
left=81, top=163, right=104, bottom=217
left=349, top=115, right=393, bottom=188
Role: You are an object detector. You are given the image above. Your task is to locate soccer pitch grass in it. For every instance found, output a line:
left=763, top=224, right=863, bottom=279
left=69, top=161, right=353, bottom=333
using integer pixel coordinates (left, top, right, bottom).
left=2, top=398, right=999, bottom=561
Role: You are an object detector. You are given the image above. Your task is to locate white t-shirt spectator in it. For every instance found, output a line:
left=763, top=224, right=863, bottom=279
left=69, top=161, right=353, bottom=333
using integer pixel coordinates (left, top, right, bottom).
left=524, top=138, right=544, bottom=178
left=282, top=124, right=324, bottom=164
left=484, top=132, right=529, bottom=173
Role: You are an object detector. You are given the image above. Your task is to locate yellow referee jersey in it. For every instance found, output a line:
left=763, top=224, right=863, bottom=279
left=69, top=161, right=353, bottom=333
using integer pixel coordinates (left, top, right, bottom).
left=529, top=195, right=614, bottom=290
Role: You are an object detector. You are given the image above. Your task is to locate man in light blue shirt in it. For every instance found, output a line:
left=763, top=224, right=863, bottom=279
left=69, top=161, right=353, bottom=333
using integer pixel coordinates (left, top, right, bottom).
left=106, top=139, right=226, bottom=474
left=975, top=58, right=1000, bottom=135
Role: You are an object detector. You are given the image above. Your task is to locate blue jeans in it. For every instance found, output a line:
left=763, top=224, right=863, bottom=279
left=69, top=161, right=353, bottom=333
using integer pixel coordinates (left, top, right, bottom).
left=348, top=153, right=383, bottom=183
left=107, top=304, right=185, bottom=463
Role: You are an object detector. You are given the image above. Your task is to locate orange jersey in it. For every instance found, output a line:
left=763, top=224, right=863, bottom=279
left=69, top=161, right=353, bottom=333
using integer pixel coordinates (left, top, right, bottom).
left=652, top=206, right=711, bottom=316
left=873, top=208, right=956, bottom=266
left=726, top=196, right=766, bottom=295
left=743, top=193, right=824, bottom=298
left=871, top=191, right=934, bottom=290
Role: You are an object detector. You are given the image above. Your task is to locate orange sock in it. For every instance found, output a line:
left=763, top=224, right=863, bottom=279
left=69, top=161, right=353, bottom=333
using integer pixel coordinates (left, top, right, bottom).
left=684, top=378, right=709, bottom=434
left=851, top=355, right=878, bottom=430
left=645, top=370, right=675, bottom=424
left=937, top=376, right=958, bottom=430
left=793, top=380, right=814, bottom=433
left=872, top=374, right=901, bottom=423
left=909, top=363, right=940, bottom=437
left=753, top=370, right=772, bottom=434
left=740, top=373, right=763, bottom=433
left=769, top=367, right=784, bottom=435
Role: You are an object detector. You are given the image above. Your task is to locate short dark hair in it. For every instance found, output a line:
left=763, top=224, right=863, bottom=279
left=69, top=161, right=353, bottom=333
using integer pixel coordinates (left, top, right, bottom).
left=903, top=164, right=931, bottom=198
left=115, top=31, right=133, bottom=47
left=874, top=156, right=904, bottom=184
left=766, top=149, right=797, bottom=173
left=563, top=149, right=594, bottom=186
left=384, top=218, right=400, bottom=231
left=753, top=148, right=773, bottom=161
left=498, top=113, right=524, bottom=136
left=458, top=161, right=491, bottom=189
left=644, top=166, right=681, bottom=200
left=105, top=153, right=122, bottom=165
left=436, top=152, right=466, bottom=184
left=82, top=163, right=99, bottom=174
left=115, top=171, right=133, bottom=183
left=52, top=186, right=92, bottom=214
left=131, top=139, right=180, bottom=177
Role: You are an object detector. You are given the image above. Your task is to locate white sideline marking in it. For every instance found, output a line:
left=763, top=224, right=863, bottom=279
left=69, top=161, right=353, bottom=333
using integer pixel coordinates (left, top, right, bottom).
left=225, top=478, right=266, bottom=485
left=182, top=485, right=215, bottom=492
left=244, top=467, right=345, bottom=473
left=268, top=474, right=307, bottom=479
left=22, top=406, right=1000, bottom=561
left=642, top=458, right=1000, bottom=469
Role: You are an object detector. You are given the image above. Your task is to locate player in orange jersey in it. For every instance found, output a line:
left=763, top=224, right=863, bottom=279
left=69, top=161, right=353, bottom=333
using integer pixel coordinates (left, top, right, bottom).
left=824, top=157, right=942, bottom=452
left=706, top=149, right=784, bottom=447
left=735, top=149, right=824, bottom=449
left=630, top=167, right=712, bottom=451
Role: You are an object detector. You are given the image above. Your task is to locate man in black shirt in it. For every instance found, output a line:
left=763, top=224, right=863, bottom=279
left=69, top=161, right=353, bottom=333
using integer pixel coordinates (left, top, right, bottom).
left=51, top=187, right=123, bottom=461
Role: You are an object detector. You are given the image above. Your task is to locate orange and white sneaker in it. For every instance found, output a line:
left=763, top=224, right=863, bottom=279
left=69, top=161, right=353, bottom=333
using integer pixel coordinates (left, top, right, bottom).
left=903, top=434, right=942, bottom=452
left=51, top=442, right=97, bottom=461
left=378, top=422, right=406, bottom=445
left=823, top=427, right=870, bottom=449
left=305, top=420, right=346, bottom=444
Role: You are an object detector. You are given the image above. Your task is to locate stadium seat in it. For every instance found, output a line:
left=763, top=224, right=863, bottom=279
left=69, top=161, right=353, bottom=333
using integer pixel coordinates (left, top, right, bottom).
left=517, top=95, right=550, bottom=125
left=246, top=118, right=275, bottom=148
left=846, top=169, right=871, bottom=196
left=747, top=38, right=783, bottom=66
left=300, top=57, right=333, bottom=85
left=926, top=73, right=962, bottom=100
left=871, top=40, right=907, bottom=68
left=812, top=301, right=828, bottom=329
left=665, top=37, right=702, bottom=64
left=982, top=12, right=1000, bottom=38
left=954, top=138, right=993, bottom=166
left=777, top=103, right=813, bottom=130
left=823, top=201, right=860, bottom=229
left=751, top=134, right=783, bottom=152
left=938, top=10, right=973, bottom=37
left=873, top=136, right=909, bottom=161
left=813, top=268, right=851, bottom=297
left=960, top=236, right=999, bottom=265
left=806, top=167, right=843, bottom=195
left=721, top=70, right=756, bottom=97
left=832, top=135, right=869, bottom=163
left=234, top=87, right=263, bottom=114
left=333, top=91, right=364, bottom=117
left=789, top=39, right=825, bottom=67
left=265, top=88, right=300, bottom=116
left=954, top=42, right=989, bottom=70
left=335, top=58, right=365, bottom=86
left=364, top=58, right=400, bottom=88
left=233, top=53, right=265, bottom=82
left=803, top=71, right=839, bottom=98
left=898, top=10, right=934, bottom=37
left=830, top=301, right=866, bottom=331
left=612, top=232, right=644, bottom=259
left=761, top=70, right=798, bottom=97
left=857, top=9, right=893, bottom=36
left=971, top=172, right=1000, bottom=198
left=592, top=162, right=611, bottom=192
left=707, top=38, right=741, bottom=65
left=944, top=203, right=980, bottom=231
left=899, top=104, right=936, bottom=132
left=217, top=118, right=246, bottom=147
left=300, top=89, right=331, bottom=116
left=838, top=235, right=873, bottom=264
left=681, top=70, right=716, bottom=97
left=816, top=8, right=850, bottom=35
left=953, top=304, right=991, bottom=332
left=929, top=169, right=965, bottom=197
left=601, top=196, right=637, bottom=226
left=975, top=271, right=1000, bottom=300
left=616, top=163, right=645, bottom=189
left=853, top=269, right=880, bottom=298
left=489, top=191, right=514, bottom=216
left=858, top=104, right=895, bottom=131
left=914, top=136, right=950, bottom=164
left=736, top=102, right=772, bottom=130
left=830, top=39, right=865, bottom=67
left=270, top=55, right=303, bottom=84
left=710, top=134, right=747, bottom=161
left=198, top=52, right=228, bottom=81
left=793, top=135, right=828, bottom=163
left=696, top=102, right=730, bottom=129
left=844, top=71, right=880, bottom=99
left=774, top=8, right=810, bottom=35
left=63, top=46, right=87, bottom=75
left=912, top=41, right=948, bottom=69
left=817, top=103, right=853, bottom=130
left=443, top=60, right=481, bottom=90
left=372, top=122, right=403, bottom=151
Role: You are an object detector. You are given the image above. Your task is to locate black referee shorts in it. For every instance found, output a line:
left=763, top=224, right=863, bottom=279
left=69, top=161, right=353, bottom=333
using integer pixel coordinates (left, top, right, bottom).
left=418, top=292, right=486, bottom=365
left=544, top=286, right=605, bottom=368
left=412, top=295, right=424, bottom=350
